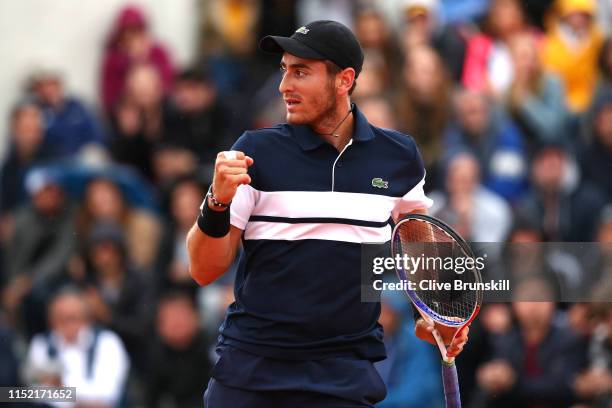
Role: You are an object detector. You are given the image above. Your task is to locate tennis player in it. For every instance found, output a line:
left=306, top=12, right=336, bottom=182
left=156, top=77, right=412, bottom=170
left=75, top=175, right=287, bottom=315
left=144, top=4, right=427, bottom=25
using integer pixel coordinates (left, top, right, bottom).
left=187, top=20, right=469, bottom=407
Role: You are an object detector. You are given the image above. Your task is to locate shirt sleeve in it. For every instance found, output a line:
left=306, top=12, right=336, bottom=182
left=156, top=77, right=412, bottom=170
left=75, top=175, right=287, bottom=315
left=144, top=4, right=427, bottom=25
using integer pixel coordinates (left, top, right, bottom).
left=392, top=176, right=433, bottom=218
left=392, top=142, right=433, bottom=218
left=229, top=132, right=258, bottom=230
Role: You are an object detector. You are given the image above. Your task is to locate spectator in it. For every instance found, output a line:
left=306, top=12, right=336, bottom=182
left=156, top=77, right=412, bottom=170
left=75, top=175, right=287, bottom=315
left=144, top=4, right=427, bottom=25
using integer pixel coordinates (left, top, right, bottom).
left=101, top=5, right=174, bottom=114
left=438, top=0, right=488, bottom=24
left=23, top=287, right=129, bottom=407
left=522, top=0, right=557, bottom=29
left=502, top=216, right=590, bottom=302
left=396, top=45, right=452, bottom=187
left=542, top=0, right=604, bottom=113
left=597, top=206, right=612, bottom=277
left=430, top=153, right=512, bottom=242
left=82, top=221, right=154, bottom=373
left=154, top=176, right=204, bottom=295
left=597, top=37, right=612, bottom=91
left=475, top=277, right=587, bottom=407
left=462, top=0, right=532, bottom=97
left=201, top=0, right=275, bottom=109
left=501, top=219, right=547, bottom=284
left=76, top=177, right=161, bottom=271
left=351, top=54, right=389, bottom=101
left=0, top=317, right=19, bottom=387
left=296, top=0, right=354, bottom=28
left=358, top=96, right=397, bottom=129
left=354, top=8, right=401, bottom=87
left=458, top=304, right=507, bottom=403
left=583, top=37, right=612, bottom=142
left=443, top=89, right=528, bottom=202
left=517, top=143, right=607, bottom=241
left=578, top=207, right=612, bottom=296
left=204, top=0, right=262, bottom=58
left=399, top=0, right=467, bottom=81
left=29, top=69, right=106, bottom=158
left=375, top=288, right=444, bottom=408
left=146, top=291, right=216, bottom=408
left=161, top=69, right=231, bottom=180
left=110, top=63, right=166, bottom=181
left=257, top=0, right=298, bottom=41
left=581, top=90, right=612, bottom=200
left=0, top=102, right=47, bottom=226
left=2, top=169, right=76, bottom=337
left=573, top=279, right=612, bottom=406
left=506, top=33, right=568, bottom=148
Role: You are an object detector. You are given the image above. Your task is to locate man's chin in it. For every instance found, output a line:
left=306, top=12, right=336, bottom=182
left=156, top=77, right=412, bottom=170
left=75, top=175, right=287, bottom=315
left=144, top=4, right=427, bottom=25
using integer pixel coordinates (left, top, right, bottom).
left=286, top=112, right=308, bottom=125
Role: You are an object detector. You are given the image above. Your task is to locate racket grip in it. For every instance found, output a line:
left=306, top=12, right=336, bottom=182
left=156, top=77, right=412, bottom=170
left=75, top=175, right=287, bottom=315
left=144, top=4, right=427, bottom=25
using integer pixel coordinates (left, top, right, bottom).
left=441, top=361, right=461, bottom=408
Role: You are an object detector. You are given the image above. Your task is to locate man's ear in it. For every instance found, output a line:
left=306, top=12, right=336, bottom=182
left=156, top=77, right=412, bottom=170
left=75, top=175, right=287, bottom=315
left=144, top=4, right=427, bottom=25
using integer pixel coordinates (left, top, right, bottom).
left=338, top=68, right=356, bottom=95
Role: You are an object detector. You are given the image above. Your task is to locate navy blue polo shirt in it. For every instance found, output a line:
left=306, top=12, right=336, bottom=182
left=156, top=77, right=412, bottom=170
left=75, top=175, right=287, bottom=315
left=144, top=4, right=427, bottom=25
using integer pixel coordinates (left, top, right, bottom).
left=213, top=104, right=431, bottom=398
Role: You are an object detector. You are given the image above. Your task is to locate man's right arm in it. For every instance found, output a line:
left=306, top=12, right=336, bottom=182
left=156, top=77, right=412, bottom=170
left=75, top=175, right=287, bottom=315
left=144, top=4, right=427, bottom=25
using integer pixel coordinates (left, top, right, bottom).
left=187, top=223, right=243, bottom=286
left=187, top=151, right=253, bottom=286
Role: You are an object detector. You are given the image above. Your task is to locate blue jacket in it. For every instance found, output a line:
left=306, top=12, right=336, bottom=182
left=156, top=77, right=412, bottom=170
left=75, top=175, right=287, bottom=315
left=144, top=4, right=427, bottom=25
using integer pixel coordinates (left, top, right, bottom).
left=443, top=114, right=528, bottom=202
left=38, top=97, right=105, bottom=158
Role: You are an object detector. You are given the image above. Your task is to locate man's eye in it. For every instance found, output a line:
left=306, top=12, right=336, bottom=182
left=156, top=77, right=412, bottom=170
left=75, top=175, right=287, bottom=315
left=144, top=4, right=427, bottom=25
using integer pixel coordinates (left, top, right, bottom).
left=296, top=70, right=306, bottom=77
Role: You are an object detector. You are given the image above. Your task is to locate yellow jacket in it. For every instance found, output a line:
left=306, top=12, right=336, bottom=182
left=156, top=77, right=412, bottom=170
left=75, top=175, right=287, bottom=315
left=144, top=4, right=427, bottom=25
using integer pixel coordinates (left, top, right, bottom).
left=542, top=25, right=603, bottom=112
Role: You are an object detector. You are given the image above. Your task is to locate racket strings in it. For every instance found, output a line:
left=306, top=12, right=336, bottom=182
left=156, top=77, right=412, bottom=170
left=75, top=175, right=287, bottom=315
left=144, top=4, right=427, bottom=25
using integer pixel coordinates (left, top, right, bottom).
left=394, top=219, right=479, bottom=323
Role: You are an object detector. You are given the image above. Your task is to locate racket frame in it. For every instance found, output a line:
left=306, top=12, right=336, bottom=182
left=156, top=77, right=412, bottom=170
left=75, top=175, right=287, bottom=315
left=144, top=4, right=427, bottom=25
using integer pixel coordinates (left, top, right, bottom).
left=391, top=214, right=483, bottom=363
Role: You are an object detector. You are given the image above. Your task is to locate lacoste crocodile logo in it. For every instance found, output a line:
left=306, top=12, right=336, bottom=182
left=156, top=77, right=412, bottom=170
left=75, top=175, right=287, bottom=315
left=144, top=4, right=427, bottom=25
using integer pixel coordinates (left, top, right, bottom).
left=371, top=178, right=389, bottom=189
left=295, top=26, right=309, bottom=35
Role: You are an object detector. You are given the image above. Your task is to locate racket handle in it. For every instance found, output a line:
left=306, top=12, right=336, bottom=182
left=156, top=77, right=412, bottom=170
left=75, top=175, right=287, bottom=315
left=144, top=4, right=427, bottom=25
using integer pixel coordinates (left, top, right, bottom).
left=441, top=361, right=461, bottom=408
left=431, top=328, right=451, bottom=362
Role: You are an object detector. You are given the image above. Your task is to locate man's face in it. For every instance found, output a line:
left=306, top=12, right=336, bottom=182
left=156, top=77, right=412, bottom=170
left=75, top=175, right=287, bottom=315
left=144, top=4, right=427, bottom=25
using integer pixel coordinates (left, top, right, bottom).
left=446, top=154, right=480, bottom=196
left=173, top=80, right=215, bottom=113
left=456, top=91, right=489, bottom=136
left=33, top=184, right=64, bottom=215
left=156, top=298, right=198, bottom=349
left=50, top=295, right=88, bottom=344
left=532, top=148, right=566, bottom=193
left=12, top=105, right=43, bottom=150
left=34, top=78, right=63, bottom=107
left=89, top=240, right=123, bottom=271
left=279, top=53, right=337, bottom=125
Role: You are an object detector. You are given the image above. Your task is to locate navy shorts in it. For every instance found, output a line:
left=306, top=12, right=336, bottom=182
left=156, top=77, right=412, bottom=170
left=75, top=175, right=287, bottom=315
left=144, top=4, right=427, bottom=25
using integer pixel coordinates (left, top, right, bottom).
left=204, top=344, right=386, bottom=407
left=204, top=378, right=375, bottom=408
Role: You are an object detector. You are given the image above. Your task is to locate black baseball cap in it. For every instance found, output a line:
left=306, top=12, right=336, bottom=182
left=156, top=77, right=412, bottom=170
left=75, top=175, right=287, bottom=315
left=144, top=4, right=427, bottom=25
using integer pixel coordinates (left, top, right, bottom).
left=260, top=20, right=364, bottom=77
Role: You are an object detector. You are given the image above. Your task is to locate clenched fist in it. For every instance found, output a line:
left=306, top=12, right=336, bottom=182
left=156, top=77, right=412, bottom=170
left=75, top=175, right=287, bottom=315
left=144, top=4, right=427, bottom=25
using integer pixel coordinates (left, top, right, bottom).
left=209, top=151, right=254, bottom=210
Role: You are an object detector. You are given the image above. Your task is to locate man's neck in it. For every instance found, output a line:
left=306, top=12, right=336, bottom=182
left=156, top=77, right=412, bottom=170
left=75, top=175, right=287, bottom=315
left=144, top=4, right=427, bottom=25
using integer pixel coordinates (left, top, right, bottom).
left=312, top=101, right=354, bottom=152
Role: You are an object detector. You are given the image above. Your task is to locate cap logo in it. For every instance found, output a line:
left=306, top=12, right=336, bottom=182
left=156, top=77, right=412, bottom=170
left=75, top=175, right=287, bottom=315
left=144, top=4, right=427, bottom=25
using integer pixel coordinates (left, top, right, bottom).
left=295, top=26, right=309, bottom=35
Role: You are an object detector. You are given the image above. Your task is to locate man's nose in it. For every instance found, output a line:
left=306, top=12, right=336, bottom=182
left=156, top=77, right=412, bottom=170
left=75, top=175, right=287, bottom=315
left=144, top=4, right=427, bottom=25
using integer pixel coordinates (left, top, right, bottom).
left=279, top=72, right=292, bottom=94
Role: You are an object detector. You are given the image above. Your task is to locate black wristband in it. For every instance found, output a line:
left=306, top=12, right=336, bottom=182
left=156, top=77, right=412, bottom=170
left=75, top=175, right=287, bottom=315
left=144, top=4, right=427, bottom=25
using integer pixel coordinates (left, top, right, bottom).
left=197, top=202, right=230, bottom=238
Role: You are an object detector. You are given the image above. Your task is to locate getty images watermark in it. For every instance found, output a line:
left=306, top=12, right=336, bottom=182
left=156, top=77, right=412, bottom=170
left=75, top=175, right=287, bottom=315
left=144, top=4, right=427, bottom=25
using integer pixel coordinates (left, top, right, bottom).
left=370, top=253, right=510, bottom=292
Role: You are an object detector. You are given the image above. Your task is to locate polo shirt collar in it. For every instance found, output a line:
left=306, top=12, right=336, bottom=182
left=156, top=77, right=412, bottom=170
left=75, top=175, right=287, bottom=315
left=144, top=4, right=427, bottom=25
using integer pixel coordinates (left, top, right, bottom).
left=293, top=103, right=375, bottom=151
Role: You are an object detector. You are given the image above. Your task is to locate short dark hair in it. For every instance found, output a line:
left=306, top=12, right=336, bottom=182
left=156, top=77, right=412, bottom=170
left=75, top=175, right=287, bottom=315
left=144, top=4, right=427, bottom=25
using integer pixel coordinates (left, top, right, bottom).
left=157, top=290, right=197, bottom=314
left=324, top=61, right=357, bottom=95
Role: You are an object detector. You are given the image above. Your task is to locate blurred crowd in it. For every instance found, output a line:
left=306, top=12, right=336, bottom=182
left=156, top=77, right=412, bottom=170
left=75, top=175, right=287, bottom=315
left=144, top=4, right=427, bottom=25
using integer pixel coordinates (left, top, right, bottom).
left=1, top=0, right=612, bottom=407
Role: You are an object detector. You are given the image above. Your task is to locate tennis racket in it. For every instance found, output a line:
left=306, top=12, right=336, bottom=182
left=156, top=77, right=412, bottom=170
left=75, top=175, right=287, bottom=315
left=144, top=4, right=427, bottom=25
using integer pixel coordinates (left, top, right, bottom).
left=391, top=214, right=482, bottom=408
